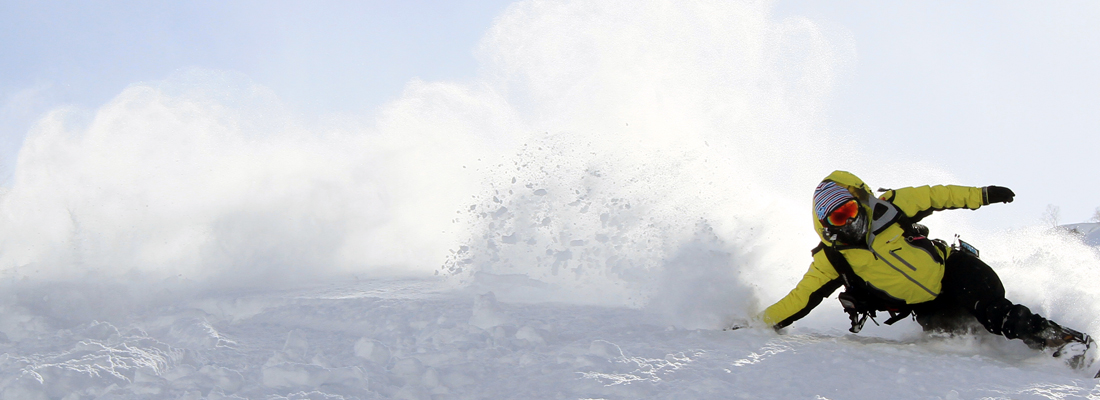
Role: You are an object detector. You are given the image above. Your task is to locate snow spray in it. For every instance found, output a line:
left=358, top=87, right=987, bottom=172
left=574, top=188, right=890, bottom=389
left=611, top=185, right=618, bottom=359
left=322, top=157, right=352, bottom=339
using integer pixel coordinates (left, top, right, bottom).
left=0, top=0, right=1097, bottom=335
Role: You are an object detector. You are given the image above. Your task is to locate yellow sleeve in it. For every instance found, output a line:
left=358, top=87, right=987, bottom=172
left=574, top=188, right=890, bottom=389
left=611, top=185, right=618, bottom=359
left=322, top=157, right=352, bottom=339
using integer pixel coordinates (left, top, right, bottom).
left=761, top=252, right=843, bottom=328
left=881, top=185, right=984, bottom=218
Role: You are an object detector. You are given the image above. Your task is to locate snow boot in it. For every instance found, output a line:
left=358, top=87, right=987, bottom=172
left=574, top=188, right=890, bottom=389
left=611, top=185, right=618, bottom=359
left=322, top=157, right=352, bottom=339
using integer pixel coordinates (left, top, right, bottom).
left=1024, top=321, right=1096, bottom=372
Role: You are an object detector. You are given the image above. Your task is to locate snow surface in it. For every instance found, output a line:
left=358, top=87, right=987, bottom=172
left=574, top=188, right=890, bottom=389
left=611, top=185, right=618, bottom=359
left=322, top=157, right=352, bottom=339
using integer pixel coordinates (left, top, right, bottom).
left=3, top=0, right=1100, bottom=399
left=3, top=279, right=1100, bottom=400
left=1062, top=223, right=1100, bottom=247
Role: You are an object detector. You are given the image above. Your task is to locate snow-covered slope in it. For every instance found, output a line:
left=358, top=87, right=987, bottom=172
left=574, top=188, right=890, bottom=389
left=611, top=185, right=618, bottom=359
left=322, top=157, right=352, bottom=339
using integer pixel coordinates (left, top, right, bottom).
left=1062, top=223, right=1100, bottom=247
left=3, top=0, right=1100, bottom=399
left=2, top=279, right=1098, bottom=400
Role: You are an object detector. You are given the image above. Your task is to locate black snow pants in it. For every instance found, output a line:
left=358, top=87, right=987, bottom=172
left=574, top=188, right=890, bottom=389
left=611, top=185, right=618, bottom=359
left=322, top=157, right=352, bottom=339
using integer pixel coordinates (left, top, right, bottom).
left=912, top=251, right=1045, bottom=340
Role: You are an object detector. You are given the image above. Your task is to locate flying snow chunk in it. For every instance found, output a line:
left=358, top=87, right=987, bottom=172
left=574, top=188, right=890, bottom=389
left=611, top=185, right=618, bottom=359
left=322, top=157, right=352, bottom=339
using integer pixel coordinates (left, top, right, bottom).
left=354, top=337, right=391, bottom=365
left=469, top=292, right=507, bottom=330
left=515, top=325, right=546, bottom=345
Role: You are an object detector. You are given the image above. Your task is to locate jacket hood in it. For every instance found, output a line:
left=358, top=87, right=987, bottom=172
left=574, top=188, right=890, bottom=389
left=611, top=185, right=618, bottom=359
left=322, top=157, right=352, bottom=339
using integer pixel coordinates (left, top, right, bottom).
left=813, top=170, right=873, bottom=245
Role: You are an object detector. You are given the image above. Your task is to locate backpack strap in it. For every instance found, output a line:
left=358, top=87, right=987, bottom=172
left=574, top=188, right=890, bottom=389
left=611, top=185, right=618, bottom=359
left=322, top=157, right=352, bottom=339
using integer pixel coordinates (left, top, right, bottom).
left=820, top=244, right=912, bottom=332
left=820, top=244, right=875, bottom=332
left=821, top=244, right=859, bottom=291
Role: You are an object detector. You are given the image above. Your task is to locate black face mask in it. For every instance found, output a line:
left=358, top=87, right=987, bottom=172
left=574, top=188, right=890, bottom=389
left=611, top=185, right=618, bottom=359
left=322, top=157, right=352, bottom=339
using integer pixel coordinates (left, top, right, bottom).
left=824, top=208, right=868, bottom=245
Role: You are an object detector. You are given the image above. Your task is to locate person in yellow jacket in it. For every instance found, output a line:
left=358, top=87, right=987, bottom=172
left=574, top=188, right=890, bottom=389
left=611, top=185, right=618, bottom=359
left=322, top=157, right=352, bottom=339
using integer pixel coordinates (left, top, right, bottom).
left=761, top=170, right=1090, bottom=360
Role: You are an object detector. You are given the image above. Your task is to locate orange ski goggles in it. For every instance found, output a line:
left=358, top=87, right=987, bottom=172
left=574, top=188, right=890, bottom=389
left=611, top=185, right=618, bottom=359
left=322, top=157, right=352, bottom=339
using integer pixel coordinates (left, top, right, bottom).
left=825, top=200, right=860, bottom=226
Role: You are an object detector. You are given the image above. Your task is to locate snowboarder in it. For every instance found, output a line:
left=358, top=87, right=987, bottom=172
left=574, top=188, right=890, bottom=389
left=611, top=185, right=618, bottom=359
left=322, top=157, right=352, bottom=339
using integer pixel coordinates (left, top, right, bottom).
left=760, top=170, right=1093, bottom=369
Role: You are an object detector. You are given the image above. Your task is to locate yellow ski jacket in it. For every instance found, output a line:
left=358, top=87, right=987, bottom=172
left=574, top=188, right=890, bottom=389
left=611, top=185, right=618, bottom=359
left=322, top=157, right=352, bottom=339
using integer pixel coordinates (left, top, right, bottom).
left=761, top=171, right=987, bottom=328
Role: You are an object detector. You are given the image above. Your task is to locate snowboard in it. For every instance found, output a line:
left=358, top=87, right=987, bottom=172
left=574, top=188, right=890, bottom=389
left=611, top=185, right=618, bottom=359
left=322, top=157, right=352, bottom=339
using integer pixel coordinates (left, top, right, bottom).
left=1051, top=333, right=1100, bottom=378
left=725, top=320, right=1100, bottom=378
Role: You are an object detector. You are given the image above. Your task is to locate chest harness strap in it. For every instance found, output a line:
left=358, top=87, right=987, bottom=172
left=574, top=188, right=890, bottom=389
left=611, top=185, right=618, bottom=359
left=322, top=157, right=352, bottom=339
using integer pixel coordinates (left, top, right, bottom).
left=822, top=245, right=913, bottom=333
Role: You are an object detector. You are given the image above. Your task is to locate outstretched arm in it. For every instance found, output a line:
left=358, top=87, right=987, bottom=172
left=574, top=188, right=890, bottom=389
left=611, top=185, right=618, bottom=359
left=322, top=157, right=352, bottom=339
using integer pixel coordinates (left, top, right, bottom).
left=761, top=252, right=842, bottom=329
left=879, top=185, right=1013, bottom=220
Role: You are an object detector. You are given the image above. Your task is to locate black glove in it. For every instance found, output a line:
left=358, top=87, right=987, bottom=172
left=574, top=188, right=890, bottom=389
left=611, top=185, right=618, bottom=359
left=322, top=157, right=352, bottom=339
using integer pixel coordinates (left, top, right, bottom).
left=983, top=186, right=1015, bottom=204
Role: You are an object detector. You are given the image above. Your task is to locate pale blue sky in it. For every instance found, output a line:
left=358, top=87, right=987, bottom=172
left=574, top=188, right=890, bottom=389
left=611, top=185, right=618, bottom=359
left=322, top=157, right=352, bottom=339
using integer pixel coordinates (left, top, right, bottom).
left=2, top=0, right=1098, bottom=226
left=774, top=1, right=1100, bottom=226
left=0, top=0, right=513, bottom=174
left=0, top=0, right=513, bottom=111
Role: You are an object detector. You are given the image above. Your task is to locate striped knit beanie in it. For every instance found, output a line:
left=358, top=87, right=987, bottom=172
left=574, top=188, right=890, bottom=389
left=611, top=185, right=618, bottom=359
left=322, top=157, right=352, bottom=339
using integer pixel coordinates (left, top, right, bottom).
left=814, top=181, right=855, bottom=221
